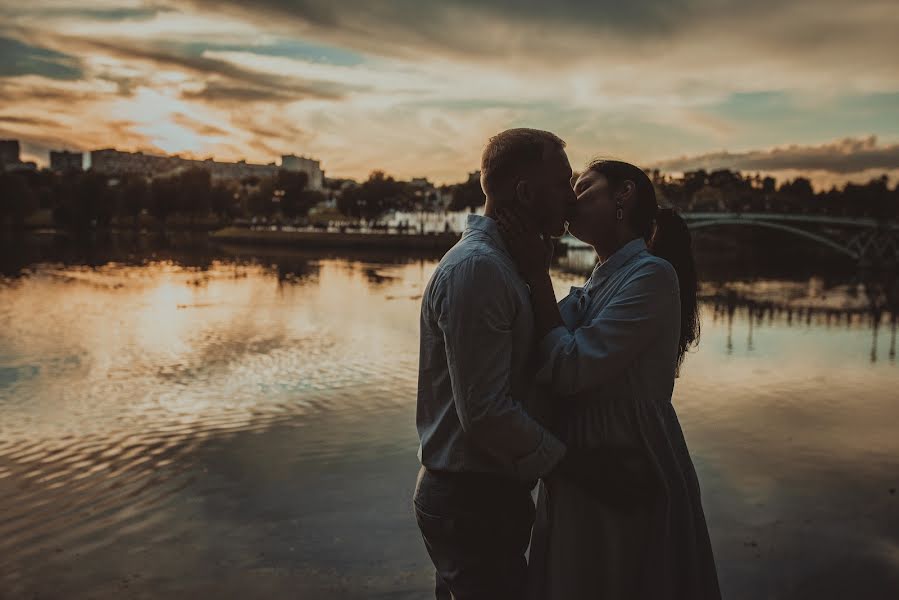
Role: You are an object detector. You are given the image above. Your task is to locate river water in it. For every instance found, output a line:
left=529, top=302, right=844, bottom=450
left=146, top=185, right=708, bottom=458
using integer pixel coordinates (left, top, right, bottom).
left=0, top=235, right=897, bottom=598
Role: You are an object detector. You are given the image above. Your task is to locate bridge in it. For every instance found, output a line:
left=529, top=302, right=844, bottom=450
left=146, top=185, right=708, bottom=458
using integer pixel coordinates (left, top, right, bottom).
left=682, top=213, right=899, bottom=263
left=562, top=212, right=899, bottom=264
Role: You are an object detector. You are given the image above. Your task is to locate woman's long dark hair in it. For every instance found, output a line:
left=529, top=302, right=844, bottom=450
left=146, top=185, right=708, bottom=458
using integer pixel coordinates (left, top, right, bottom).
left=587, top=160, right=700, bottom=370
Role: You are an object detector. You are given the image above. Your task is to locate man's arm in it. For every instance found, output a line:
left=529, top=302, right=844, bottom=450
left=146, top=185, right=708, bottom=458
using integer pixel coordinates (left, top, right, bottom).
left=437, top=254, right=565, bottom=481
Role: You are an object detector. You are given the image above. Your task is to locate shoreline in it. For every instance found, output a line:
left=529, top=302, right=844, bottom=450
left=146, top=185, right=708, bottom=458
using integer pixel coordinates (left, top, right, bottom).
left=209, top=226, right=463, bottom=252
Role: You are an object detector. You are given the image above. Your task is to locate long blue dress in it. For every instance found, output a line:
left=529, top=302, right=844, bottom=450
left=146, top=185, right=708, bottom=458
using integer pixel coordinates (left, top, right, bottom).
left=527, top=239, right=721, bottom=600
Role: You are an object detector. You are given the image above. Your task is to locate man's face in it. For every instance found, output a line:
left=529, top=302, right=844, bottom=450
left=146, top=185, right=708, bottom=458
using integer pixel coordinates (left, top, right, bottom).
left=528, top=148, right=576, bottom=237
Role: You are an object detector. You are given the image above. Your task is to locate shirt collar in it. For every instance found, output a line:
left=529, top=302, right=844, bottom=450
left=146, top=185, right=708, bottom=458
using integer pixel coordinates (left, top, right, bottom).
left=463, top=213, right=509, bottom=255
left=585, top=237, right=648, bottom=292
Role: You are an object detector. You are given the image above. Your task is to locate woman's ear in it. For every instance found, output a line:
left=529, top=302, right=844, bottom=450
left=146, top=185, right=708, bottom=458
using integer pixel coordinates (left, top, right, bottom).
left=616, top=180, right=638, bottom=212
left=617, top=180, right=635, bottom=203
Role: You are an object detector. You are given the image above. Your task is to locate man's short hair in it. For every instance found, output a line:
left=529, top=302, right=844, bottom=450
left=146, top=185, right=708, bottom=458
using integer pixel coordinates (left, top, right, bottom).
left=480, top=128, right=566, bottom=196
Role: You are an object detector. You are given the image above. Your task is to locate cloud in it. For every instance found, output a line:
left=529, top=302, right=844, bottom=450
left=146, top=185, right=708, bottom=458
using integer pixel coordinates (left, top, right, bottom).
left=0, top=115, right=58, bottom=126
left=0, top=36, right=82, bottom=80
left=179, top=0, right=899, bottom=80
left=170, top=112, right=229, bottom=137
left=180, top=82, right=303, bottom=104
left=49, top=36, right=354, bottom=102
left=0, top=1, right=896, bottom=184
left=650, top=136, right=899, bottom=174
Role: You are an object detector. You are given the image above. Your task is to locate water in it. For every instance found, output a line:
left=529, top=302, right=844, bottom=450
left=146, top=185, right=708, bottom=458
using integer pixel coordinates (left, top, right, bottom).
left=1, top=236, right=897, bottom=598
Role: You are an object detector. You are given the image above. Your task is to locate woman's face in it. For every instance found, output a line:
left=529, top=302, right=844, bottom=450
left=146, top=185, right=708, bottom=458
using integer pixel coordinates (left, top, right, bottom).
left=567, top=170, right=617, bottom=249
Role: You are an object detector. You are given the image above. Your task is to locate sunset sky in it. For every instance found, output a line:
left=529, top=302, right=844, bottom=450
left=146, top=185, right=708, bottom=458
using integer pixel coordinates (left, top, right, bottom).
left=1, top=0, right=897, bottom=186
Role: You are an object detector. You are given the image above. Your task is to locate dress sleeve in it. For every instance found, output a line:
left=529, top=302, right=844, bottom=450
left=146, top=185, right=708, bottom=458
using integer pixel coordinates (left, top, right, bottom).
left=535, top=260, right=679, bottom=397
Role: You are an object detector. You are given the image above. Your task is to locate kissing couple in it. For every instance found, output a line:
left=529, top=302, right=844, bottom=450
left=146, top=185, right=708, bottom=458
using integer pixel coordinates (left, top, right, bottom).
left=414, top=129, right=721, bottom=599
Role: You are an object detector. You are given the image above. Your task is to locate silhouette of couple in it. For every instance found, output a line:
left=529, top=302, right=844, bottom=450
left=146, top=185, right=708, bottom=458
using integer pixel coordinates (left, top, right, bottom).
left=414, top=129, right=721, bottom=599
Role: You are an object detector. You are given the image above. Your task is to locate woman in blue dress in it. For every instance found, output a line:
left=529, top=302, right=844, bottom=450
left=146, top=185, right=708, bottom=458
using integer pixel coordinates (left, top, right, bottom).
left=499, top=160, right=721, bottom=600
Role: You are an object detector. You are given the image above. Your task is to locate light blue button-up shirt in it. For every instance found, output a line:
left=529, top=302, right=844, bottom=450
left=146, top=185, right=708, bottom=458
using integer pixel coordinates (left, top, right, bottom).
left=417, top=214, right=567, bottom=482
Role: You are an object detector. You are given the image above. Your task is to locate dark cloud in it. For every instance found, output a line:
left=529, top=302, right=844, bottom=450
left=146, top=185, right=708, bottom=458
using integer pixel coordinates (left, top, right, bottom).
left=0, top=79, right=97, bottom=104
left=179, top=0, right=687, bottom=63
left=49, top=36, right=360, bottom=102
left=0, top=36, right=82, bottom=80
left=0, top=115, right=58, bottom=126
left=171, top=113, right=228, bottom=137
left=181, top=82, right=301, bottom=104
left=9, top=6, right=168, bottom=22
left=178, top=0, right=898, bottom=69
left=651, top=136, right=899, bottom=174
left=45, top=7, right=166, bottom=21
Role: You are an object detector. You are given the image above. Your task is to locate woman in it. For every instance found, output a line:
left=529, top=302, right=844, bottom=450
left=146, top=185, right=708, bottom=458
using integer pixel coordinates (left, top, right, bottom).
left=498, top=160, right=721, bottom=599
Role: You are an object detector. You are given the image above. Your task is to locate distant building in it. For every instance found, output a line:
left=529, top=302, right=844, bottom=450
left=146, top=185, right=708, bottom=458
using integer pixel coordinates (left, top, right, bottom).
left=0, top=140, right=19, bottom=166
left=87, top=148, right=326, bottom=185
left=0, top=140, right=37, bottom=172
left=199, top=157, right=279, bottom=181
left=280, top=154, right=324, bottom=190
left=90, top=148, right=177, bottom=176
left=50, top=150, right=84, bottom=173
left=90, top=149, right=280, bottom=181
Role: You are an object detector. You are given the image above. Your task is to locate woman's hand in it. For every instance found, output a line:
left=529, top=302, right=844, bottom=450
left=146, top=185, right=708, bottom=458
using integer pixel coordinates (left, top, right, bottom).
left=497, top=208, right=553, bottom=283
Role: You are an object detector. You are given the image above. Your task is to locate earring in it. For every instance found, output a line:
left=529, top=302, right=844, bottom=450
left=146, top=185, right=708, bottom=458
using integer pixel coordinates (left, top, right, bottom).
left=616, top=200, right=624, bottom=221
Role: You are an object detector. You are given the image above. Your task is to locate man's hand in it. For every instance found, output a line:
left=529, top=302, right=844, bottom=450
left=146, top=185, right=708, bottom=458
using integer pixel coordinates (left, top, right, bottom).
left=549, top=445, right=657, bottom=511
left=497, top=207, right=553, bottom=284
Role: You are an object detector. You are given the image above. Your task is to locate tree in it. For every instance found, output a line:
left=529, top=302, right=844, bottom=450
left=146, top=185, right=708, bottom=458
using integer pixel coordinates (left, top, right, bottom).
left=115, top=175, right=149, bottom=227
left=150, top=176, right=178, bottom=224
left=0, top=173, right=38, bottom=227
left=448, top=172, right=484, bottom=212
left=176, top=167, right=212, bottom=222
left=337, top=170, right=411, bottom=221
left=779, top=177, right=814, bottom=201
left=247, top=179, right=277, bottom=218
left=275, top=170, right=312, bottom=220
left=52, top=172, right=114, bottom=229
left=210, top=184, right=236, bottom=218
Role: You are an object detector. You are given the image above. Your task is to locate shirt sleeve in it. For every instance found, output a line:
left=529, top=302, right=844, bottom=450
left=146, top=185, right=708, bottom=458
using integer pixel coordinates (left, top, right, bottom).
left=536, top=260, right=679, bottom=397
left=436, top=254, right=566, bottom=481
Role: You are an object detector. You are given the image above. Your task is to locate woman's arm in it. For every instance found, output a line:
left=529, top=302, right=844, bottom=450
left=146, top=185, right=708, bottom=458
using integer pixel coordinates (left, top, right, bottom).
left=537, top=262, right=678, bottom=396
left=497, top=209, right=677, bottom=397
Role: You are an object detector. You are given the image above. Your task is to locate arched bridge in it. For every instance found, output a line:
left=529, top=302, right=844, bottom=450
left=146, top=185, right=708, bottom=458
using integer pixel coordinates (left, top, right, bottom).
left=682, top=212, right=899, bottom=263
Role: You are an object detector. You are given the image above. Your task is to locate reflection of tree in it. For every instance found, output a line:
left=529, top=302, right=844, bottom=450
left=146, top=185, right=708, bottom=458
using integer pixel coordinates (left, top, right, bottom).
left=860, top=265, right=899, bottom=363
left=274, top=258, right=320, bottom=287
left=890, top=314, right=897, bottom=362
left=362, top=267, right=396, bottom=287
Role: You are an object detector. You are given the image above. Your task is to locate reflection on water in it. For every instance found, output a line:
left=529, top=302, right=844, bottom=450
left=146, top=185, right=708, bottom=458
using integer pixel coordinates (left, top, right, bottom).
left=1, top=236, right=898, bottom=598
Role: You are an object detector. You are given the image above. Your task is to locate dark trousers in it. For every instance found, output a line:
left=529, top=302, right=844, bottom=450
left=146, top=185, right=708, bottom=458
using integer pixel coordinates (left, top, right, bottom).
left=413, top=467, right=536, bottom=600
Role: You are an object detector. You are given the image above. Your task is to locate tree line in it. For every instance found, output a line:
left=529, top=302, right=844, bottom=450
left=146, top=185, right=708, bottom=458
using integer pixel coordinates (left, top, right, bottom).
left=1, top=166, right=896, bottom=230
left=0, top=167, right=326, bottom=229
left=651, top=169, right=898, bottom=220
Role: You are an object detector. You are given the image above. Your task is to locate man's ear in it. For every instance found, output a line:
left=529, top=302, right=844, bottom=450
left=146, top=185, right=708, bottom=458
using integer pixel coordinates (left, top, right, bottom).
left=515, top=180, right=532, bottom=208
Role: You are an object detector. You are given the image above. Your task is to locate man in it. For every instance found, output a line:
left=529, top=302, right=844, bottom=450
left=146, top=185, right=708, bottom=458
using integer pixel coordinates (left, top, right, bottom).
left=413, top=128, right=576, bottom=599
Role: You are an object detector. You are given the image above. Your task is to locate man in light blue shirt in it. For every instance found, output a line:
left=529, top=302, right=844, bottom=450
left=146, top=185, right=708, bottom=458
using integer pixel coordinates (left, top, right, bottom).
left=413, top=129, right=576, bottom=599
